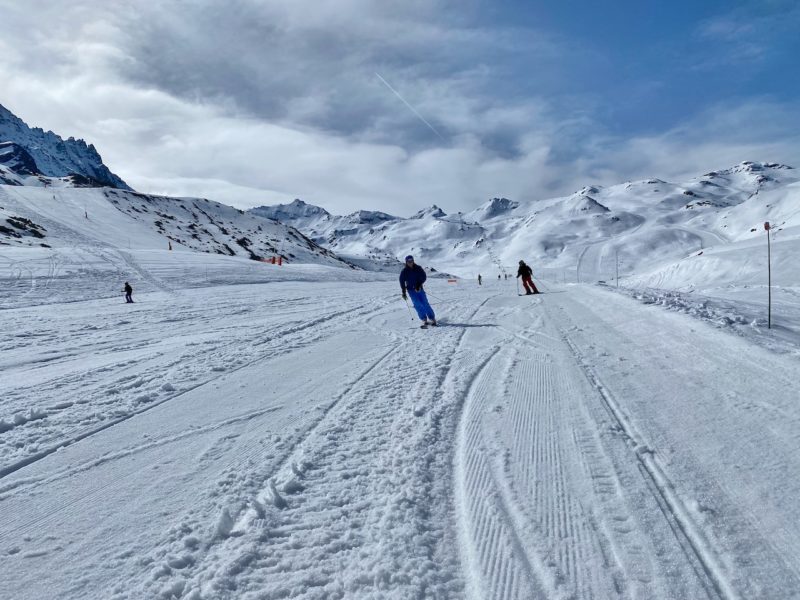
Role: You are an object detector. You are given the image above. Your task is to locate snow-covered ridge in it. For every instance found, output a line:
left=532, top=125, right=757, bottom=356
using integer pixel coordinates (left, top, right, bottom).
left=251, top=161, right=799, bottom=284
left=250, top=200, right=400, bottom=231
left=0, top=106, right=360, bottom=270
left=412, top=204, right=447, bottom=219
left=0, top=103, right=129, bottom=189
left=0, top=184, right=356, bottom=272
left=470, top=197, right=519, bottom=220
left=103, top=189, right=352, bottom=266
left=250, top=198, right=332, bottom=222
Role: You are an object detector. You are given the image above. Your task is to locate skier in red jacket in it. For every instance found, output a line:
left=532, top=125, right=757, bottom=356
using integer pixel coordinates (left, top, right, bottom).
left=516, top=260, right=540, bottom=295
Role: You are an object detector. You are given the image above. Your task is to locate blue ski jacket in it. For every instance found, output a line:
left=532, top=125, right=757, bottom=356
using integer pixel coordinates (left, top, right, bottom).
left=400, top=264, right=427, bottom=292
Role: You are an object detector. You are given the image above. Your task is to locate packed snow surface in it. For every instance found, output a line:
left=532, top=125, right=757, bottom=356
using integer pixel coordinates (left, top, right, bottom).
left=3, top=260, right=800, bottom=598
left=0, top=184, right=358, bottom=310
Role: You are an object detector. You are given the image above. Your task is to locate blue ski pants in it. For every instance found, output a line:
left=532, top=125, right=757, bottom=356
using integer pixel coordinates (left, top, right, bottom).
left=408, top=288, right=435, bottom=321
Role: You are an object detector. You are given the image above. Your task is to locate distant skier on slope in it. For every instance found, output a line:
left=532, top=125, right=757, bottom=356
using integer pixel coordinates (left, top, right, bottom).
left=400, top=255, right=437, bottom=327
left=123, top=281, right=134, bottom=303
left=516, top=260, right=540, bottom=295
left=478, top=274, right=482, bottom=286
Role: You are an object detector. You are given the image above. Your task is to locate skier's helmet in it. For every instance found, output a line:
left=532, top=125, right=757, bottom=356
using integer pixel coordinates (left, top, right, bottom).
left=405, top=255, right=414, bottom=263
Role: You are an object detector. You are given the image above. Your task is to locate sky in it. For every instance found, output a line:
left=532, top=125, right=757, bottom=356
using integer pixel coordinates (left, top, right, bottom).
left=0, top=0, right=798, bottom=216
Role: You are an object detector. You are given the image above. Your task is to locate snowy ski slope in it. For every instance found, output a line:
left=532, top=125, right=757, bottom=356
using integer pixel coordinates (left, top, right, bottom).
left=0, top=183, right=363, bottom=308
left=2, top=256, right=800, bottom=598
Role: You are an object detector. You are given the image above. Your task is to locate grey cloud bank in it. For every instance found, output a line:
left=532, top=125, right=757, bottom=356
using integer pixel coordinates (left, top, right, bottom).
left=0, top=0, right=797, bottom=215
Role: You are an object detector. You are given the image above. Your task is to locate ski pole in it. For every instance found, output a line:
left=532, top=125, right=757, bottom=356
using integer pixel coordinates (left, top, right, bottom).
left=403, top=296, right=415, bottom=321
left=516, top=279, right=520, bottom=295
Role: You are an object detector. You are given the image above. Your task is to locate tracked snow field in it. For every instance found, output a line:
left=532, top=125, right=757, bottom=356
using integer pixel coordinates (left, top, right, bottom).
left=2, top=276, right=800, bottom=599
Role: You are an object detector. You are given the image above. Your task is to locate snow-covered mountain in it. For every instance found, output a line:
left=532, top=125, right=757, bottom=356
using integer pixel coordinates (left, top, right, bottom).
left=102, top=189, right=351, bottom=266
left=250, top=199, right=400, bottom=237
left=0, top=106, right=357, bottom=270
left=0, top=182, right=354, bottom=269
left=4, top=100, right=797, bottom=287
left=251, top=162, right=800, bottom=286
left=250, top=199, right=405, bottom=271
left=250, top=198, right=332, bottom=224
left=0, top=103, right=129, bottom=189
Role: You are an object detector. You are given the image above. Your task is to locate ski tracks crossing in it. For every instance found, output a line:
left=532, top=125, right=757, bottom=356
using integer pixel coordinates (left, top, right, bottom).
left=5, top=281, right=800, bottom=599
left=1, top=288, right=409, bottom=600
left=134, top=285, right=800, bottom=599
left=0, top=291, right=395, bottom=482
left=143, top=294, right=504, bottom=599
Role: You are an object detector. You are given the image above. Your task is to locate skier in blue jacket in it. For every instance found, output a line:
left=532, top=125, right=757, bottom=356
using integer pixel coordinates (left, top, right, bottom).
left=400, top=255, right=437, bottom=327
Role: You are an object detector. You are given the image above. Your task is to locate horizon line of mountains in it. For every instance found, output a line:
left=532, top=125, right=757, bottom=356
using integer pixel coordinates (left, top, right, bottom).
left=2, top=101, right=797, bottom=281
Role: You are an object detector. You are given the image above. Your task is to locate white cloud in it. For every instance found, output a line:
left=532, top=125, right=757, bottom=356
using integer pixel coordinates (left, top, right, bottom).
left=0, top=0, right=798, bottom=217
left=694, top=3, right=800, bottom=68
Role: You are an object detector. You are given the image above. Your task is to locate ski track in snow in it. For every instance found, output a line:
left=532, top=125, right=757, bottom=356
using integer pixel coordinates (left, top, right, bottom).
left=0, top=288, right=394, bottom=479
left=143, top=294, right=502, bottom=599
left=453, top=288, right=800, bottom=600
left=553, top=288, right=800, bottom=598
left=559, top=332, right=736, bottom=600
left=456, top=304, right=689, bottom=600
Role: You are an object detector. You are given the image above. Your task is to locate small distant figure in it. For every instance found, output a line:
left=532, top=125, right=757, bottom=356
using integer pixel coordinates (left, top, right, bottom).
left=504, top=273, right=508, bottom=280
left=498, top=274, right=501, bottom=280
left=168, top=240, right=173, bottom=251
left=478, top=274, right=482, bottom=286
left=517, top=260, right=540, bottom=295
left=123, top=281, right=134, bottom=303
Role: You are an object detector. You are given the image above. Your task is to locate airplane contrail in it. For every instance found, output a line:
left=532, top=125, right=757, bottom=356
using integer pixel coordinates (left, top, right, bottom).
left=375, top=72, right=446, bottom=142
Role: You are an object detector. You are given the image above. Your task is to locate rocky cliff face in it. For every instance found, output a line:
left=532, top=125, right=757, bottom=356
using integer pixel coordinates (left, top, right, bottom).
left=0, top=104, right=130, bottom=189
